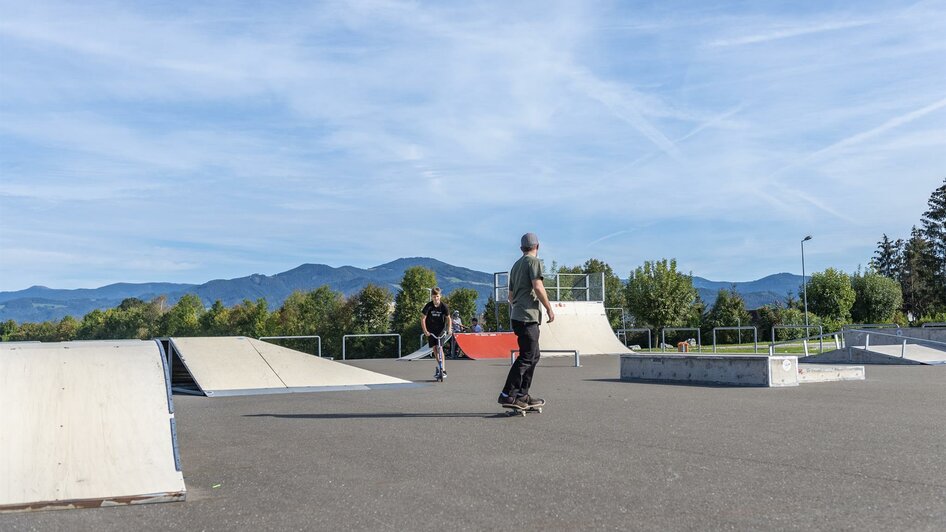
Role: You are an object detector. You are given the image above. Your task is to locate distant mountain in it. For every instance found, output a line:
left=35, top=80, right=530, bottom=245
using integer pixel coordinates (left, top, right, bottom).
left=0, top=258, right=493, bottom=323
left=693, top=273, right=803, bottom=309
left=0, top=261, right=804, bottom=323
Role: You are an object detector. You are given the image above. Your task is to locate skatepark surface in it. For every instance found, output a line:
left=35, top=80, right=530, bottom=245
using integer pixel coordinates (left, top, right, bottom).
left=2, top=355, right=944, bottom=531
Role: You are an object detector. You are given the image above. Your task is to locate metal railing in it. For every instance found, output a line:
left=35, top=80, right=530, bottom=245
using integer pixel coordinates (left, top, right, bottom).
left=771, top=325, right=823, bottom=352
left=921, top=322, right=946, bottom=328
left=768, top=331, right=841, bottom=357
left=844, top=328, right=946, bottom=358
left=511, top=349, right=580, bottom=367
left=258, top=335, right=322, bottom=358
left=661, top=327, right=702, bottom=352
left=617, top=328, right=652, bottom=350
left=342, top=333, right=402, bottom=360
left=712, top=326, right=758, bottom=353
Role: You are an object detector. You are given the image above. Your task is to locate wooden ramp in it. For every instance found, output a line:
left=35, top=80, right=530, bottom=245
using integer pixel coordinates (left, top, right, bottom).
left=453, top=332, right=519, bottom=359
left=0, top=340, right=185, bottom=513
left=538, top=301, right=633, bottom=356
left=168, top=337, right=414, bottom=397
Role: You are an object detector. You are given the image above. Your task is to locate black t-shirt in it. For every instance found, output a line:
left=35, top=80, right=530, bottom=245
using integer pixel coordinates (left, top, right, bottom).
left=421, top=301, right=450, bottom=335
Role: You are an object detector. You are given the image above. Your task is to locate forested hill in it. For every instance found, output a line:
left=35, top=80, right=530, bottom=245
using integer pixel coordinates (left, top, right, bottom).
left=0, top=258, right=494, bottom=323
left=692, top=273, right=803, bottom=309
left=0, top=259, right=802, bottom=323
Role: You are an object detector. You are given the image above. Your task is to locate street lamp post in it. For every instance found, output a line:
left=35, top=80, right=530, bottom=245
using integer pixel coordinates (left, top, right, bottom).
left=801, top=235, right=812, bottom=328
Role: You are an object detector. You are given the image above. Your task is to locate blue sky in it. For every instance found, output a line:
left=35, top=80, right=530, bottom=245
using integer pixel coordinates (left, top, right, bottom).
left=1, top=0, right=944, bottom=291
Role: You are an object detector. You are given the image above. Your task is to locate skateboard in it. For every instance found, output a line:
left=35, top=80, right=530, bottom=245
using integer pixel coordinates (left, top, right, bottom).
left=502, top=403, right=544, bottom=416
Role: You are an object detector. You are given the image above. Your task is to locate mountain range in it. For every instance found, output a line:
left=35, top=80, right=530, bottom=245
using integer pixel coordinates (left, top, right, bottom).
left=0, top=258, right=803, bottom=323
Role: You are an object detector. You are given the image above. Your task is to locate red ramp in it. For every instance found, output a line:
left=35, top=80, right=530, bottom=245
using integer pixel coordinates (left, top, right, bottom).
left=454, top=333, right=519, bottom=359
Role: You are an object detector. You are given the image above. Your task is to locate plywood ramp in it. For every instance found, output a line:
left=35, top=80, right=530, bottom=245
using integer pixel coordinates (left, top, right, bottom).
left=453, top=333, right=519, bottom=359
left=538, top=301, right=632, bottom=356
left=169, top=337, right=412, bottom=397
left=0, top=340, right=185, bottom=512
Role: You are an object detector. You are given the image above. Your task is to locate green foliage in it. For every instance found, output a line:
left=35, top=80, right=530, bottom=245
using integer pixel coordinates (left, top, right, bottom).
left=901, top=226, right=941, bottom=319
left=625, top=259, right=699, bottom=331
left=872, top=234, right=903, bottom=280
left=483, top=295, right=510, bottom=332
left=702, top=287, right=751, bottom=343
left=754, top=305, right=822, bottom=341
left=391, top=266, right=437, bottom=344
left=271, top=287, right=349, bottom=357
left=851, top=269, right=903, bottom=324
left=444, top=287, right=479, bottom=326
left=343, top=284, right=395, bottom=359
left=157, top=294, right=204, bottom=337
left=804, top=268, right=855, bottom=331
left=226, top=298, right=272, bottom=338
left=198, top=300, right=232, bottom=336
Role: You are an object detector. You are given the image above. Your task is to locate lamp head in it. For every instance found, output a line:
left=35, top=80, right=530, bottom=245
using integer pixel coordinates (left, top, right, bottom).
left=802, top=235, right=812, bottom=242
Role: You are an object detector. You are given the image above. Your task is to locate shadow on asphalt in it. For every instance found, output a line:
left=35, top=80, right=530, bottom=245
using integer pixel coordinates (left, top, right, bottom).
left=245, top=412, right=513, bottom=420
left=584, top=377, right=762, bottom=388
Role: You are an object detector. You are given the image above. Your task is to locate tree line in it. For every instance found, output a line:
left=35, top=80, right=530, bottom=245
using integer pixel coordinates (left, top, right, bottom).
left=4, top=179, right=943, bottom=350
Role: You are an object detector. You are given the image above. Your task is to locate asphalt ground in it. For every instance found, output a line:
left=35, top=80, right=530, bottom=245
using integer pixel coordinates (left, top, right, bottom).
left=3, top=354, right=945, bottom=531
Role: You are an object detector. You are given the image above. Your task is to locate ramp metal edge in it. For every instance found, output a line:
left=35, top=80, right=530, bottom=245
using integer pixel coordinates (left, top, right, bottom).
left=200, top=382, right=422, bottom=397
left=0, top=491, right=186, bottom=514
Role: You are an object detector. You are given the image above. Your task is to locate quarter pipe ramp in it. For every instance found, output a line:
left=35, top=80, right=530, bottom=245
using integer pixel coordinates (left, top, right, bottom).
left=0, top=340, right=185, bottom=512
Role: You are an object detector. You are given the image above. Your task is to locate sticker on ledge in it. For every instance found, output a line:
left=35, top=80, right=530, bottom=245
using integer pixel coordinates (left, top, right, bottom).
left=782, top=359, right=793, bottom=371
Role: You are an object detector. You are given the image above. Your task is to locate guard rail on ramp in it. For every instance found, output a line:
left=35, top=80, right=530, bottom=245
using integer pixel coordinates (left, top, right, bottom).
left=0, top=340, right=186, bottom=513
left=453, top=332, right=519, bottom=359
left=168, top=336, right=414, bottom=396
left=801, top=329, right=946, bottom=365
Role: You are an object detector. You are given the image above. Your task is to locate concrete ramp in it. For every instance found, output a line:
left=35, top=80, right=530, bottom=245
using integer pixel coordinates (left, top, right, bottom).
left=0, top=340, right=185, bottom=512
left=398, top=345, right=434, bottom=361
left=620, top=354, right=866, bottom=387
left=803, top=345, right=946, bottom=365
left=539, top=301, right=632, bottom=356
left=168, top=337, right=412, bottom=397
left=453, top=333, right=519, bottom=359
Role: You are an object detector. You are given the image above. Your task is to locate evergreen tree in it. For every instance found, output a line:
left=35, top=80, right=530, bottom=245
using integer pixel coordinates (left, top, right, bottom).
left=901, top=226, right=939, bottom=319
left=483, top=295, right=510, bottom=332
left=920, top=178, right=946, bottom=311
left=872, top=234, right=903, bottom=280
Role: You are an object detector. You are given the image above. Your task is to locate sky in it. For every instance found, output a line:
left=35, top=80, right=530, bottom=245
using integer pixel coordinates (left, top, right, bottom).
left=1, top=0, right=944, bottom=292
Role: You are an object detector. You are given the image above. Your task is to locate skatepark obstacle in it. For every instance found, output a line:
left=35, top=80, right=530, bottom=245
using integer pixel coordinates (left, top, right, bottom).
left=0, top=340, right=186, bottom=512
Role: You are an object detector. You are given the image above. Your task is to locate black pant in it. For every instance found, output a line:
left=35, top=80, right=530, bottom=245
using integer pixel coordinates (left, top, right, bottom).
left=502, top=320, right=540, bottom=397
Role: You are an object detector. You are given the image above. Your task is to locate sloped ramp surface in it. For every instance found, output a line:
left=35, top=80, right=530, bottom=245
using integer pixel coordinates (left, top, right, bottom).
left=453, top=332, right=519, bottom=359
left=0, top=340, right=185, bottom=512
left=538, top=301, right=632, bottom=356
left=803, top=345, right=946, bottom=365
left=169, top=337, right=412, bottom=396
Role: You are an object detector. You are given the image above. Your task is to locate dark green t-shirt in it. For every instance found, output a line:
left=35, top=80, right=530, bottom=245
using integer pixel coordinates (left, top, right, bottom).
left=509, top=254, right=544, bottom=323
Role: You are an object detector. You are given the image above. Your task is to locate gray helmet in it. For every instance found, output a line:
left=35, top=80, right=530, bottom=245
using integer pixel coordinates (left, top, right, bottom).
left=452, top=310, right=460, bottom=318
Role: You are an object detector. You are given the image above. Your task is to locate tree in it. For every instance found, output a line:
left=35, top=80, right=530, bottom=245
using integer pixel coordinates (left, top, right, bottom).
left=157, top=294, right=204, bottom=337
left=625, top=259, right=699, bottom=332
left=804, top=268, right=855, bottom=331
left=920, top=178, right=946, bottom=311
left=851, top=269, right=903, bottom=324
left=483, top=295, right=510, bottom=332
left=702, top=287, right=751, bottom=344
left=391, top=266, right=437, bottom=345
left=444, top=287, right=479, bottom=325
left=872, top=234, right=903, bottom=280
left=755, top=305, right=821, bottom=341
left=901, top=226, right=940, bottom=319
left=272, top=287, right=349, bottom=357
left=343, top=284, right=395, bottom=358
left=227, top=298, right=272, bottom=338
left=198, top=300, right=232, bottom=336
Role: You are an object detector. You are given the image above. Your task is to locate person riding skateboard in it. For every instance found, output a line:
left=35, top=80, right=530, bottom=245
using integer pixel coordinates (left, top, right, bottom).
left=497, top=232, right=555, bottom=409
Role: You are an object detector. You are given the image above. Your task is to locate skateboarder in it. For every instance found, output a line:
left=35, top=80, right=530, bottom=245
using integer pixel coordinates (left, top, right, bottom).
left=421, top=287, right=452, bottom=379
left=498, top=232, right=555, bottom=410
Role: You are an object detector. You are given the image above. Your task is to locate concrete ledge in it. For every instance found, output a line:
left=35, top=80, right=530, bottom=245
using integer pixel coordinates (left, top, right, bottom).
left=620, top=354, right=799, bottom=387
left=797, top=364, right=865, bottom=383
